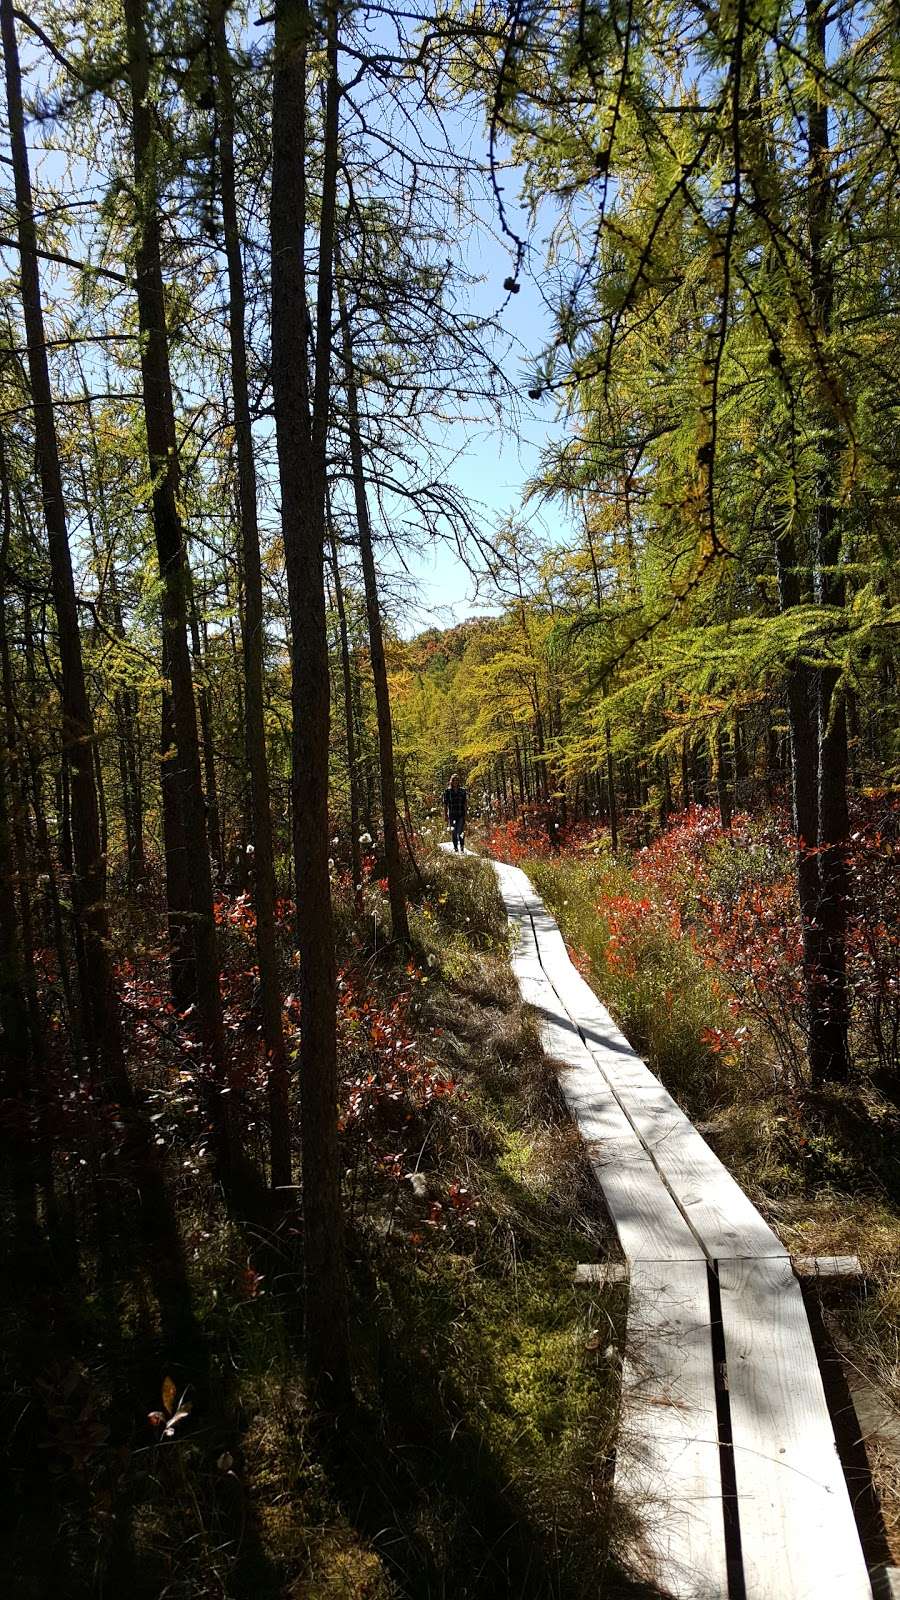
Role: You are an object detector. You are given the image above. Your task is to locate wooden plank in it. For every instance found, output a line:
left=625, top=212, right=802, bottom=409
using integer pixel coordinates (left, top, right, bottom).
left=527, top=896, right=785, bottom=1262
left=493, top=858, right=873, bottom=1600
left=615, top=1089, right=785, bottom=1261
left=582, top=1137, right=707, bottom=1264
left=718, top=1256, right=874, bottom=1600
left=574, top=1261, right=629, bottom=1285
left=792, top=1255, right=863, bottom=1281
left=512, top=961, right=705, bottom=1262
left=616, top=1259, right=729, bottom=1600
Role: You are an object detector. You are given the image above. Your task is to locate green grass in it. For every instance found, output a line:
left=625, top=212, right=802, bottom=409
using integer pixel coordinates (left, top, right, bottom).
left=528, top=856, right=740, bottom=1114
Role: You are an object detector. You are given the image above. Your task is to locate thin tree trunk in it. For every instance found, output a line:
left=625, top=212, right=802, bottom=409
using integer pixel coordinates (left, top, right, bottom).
left=661, top=753, right=673, bottom=820
left=0, top=584, right=43, bottom=1070
left=680, top=733, right=691, bottom=809
left=327, top=517, right=363, bottom=914
left=79, top=403, right=147, bottom=887
left=514, top=737, right=525, bottom=809
left=1, top=0, right=123, bottom=1090
left=0, top=583, right=36, bottom=1239
left=213, top=0, right=291, bottom=1191
left=605, top=719, right=618, bottom=851
left=336, top=268, right=409, bottom=945
left=0, top=473, right=30, bottom=1071
left=271, top=0, right=349, bottom=1403
left=716, top=733, right=733, bottom=832
left=160, top=673, right=196, bottom=1012
left=123, top=0, right=234, bottom=1167
left=806, top=0, right=849, bottom=1083
left=188, top=587, right=224, bottom=884
left=94, top=738, right=109, bottom=863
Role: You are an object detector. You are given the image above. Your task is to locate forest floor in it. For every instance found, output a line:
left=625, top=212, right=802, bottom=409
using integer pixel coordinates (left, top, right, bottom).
left=3, top=850, right=653, bottom=1600
left=6, top=835, right=899, bottom=1597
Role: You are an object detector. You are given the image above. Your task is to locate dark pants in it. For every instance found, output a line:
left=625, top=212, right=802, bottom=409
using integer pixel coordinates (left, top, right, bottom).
left=451, top=818, right=465, bottom=852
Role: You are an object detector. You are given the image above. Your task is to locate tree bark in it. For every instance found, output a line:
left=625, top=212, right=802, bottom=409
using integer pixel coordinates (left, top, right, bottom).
left=805, top=0, right=850, bottom=1082
left=336, top=270, right=409, bottom=944
left=78, top=415, right=148, bottom=888
left=0, top=502, right=30, bottom=1070
left=271, top=0, right=349, bottom=1402
left=213, top=0, right=292, bottom=1192
left=123, top=0, right=234, bottom=1165
left=327, top=516, right=364, bottom=915
left=716, top=733, right=733, bottom=832
left=1, top=0, right=123, bottom=1089
left=160, top=670, right=197, bottom=1012
left=0, top=556, right=43, bottom=1070
left=605, top=718, right=618, bottom=851
left=188, top=584, right=225, bottom=883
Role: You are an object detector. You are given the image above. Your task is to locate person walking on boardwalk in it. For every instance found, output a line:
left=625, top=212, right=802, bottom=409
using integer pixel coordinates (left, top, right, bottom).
left=444, top=772, right=468, bottom=853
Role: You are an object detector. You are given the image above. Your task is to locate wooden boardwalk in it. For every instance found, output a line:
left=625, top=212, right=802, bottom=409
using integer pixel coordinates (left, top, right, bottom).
left=488, top=856, right=873, bottom=1600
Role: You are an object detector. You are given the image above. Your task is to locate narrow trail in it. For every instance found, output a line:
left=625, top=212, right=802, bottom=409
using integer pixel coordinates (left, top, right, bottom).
left=463, top=847, right=875, bottom=1600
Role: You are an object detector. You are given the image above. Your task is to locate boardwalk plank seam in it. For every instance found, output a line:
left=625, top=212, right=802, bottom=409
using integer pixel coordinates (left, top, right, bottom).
left=484, top=854, right=874, bottom=1600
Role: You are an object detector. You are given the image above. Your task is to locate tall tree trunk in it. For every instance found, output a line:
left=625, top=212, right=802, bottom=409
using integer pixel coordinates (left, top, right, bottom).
left=513, top=737, right=525, bottom=809
left=114, top=688, right=143, bottom=888
left=79, top=402, right=147, bottom=887
left=213, top=0, right=291, bottom=1191
left=160, top=673, right=197, bottom=1012
left=188, top=586, right=225, bottom=883
left=123, top=0, right=234, bottom=1167
left=716, top=733, right=733, bottom=832
left=661, top=753, right=673, bottom=820
left=94, top=738, right=109, bottom=863
left=605, top=718, right=618, bottom=851
left=123, top=686, right=146, bottom=884
left=336, top=271, right=409, bottom=945
left=327, top=516, right=363, bottom=914
left=1, top=0, right=123, bottom=1089
left=0, top=486, right=30, bottom=1072
left=0, top=561, right=43, bottom=1071
left=0, top=544, right=36, bottom=1240
left=680, top=733, right=691, bottom=809
left=271, top=0, right=349, bottom=1402
left=805, top=0, right=849, bottom=1082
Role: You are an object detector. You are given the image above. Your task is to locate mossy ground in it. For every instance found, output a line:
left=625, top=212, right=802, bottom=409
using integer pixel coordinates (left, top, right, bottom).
left=3, top=851, right=637, bottom=1598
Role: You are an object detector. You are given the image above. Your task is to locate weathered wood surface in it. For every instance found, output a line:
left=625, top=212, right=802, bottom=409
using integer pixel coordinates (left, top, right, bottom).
left=503, top=860, right=785, bottom=1264
left=718, top=1256, right=873, bottom=1600
left=617, top=1259, right=730, bottom=1600
left=792, top=1254, right=864, bottom=1280
left=573, top=1262, right=630, bottom=1285
left=506, top=887, right=706, bottom=1265
left=486, top=854, right=874, bottom=1600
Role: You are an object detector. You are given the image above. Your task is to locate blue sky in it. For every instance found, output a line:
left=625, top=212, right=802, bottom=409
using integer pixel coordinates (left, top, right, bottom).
left=369, top=88, right=578, bottom=635
left=3, top=12, right=578, bottom=640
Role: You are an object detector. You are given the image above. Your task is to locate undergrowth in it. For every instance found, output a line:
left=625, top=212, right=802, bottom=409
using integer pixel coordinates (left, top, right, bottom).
left=2, top=850, right=638, bottom=1599
left=528, top=834, right=900, bottom=1559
